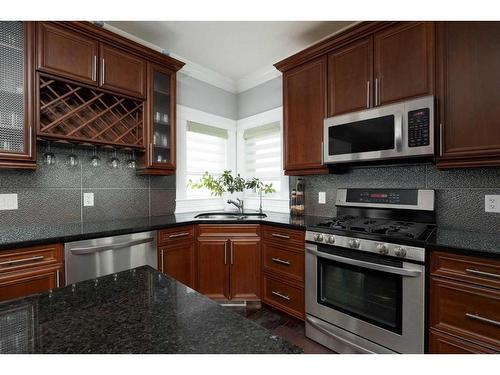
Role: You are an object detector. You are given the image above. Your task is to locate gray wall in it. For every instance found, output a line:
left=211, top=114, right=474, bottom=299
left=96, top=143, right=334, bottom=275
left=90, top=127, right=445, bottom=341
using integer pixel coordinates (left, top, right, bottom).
left=236, top=77, right=282, bottom=119
left=178, top=73, right=238, bottom=120
left=290, top=164, right=500, bottom=234
left=0, top=144, right=176, bottom=227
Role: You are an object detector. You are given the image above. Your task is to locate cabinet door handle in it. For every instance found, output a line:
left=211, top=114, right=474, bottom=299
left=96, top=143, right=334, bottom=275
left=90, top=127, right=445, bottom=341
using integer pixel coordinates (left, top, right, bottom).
left=93, top=55, right=97, bottom=81
left=320, top=141, right=324, bottom=165
left=465, top=313, right=500, bottom=327
left=465, top=268, right=500, bottom=280
left=230, top=241, right=234, bottom=265
left=366, top=80, right=370, bottom=108
left=28, top=126, right=32, bottom=157
left=439, top=123, right=444, bottom=157
left=272, top=290, right=291, bottom=301
left=224, top=241, right=227, bottom=265
left=271, top=257, right=291, bottom=266
left=0, top=255, right=44, bottom=267
left=56, top=269, right=60, bottom=288
left=160, top=249, right=164, bottom=273
left=168, top=232, right=190, bottom=239
left=375, top=78, right=379, bottom=106
left=271, top=233, right=290, bottom=239
left=101, top=58, right=105, bottom=84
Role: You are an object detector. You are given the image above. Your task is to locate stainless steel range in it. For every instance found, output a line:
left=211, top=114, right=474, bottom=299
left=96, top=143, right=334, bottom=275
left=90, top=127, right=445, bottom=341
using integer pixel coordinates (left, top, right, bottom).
left=305, top=188, right=436, bottom=354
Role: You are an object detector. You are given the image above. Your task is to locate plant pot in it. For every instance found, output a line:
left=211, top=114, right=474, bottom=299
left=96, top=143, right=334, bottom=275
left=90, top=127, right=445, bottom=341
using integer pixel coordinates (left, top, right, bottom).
left=223, top=191, right=244, bottom=212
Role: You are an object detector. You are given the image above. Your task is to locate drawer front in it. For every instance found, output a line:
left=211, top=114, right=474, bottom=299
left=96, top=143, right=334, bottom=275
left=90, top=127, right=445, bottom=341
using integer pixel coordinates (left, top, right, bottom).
left=262, top=225, right=305, bottom=247
left=430, top=277, right=500, bottom=350
left=0, top=244, right=63, bottom=275
left=431, top=250, right=500, bottom=290
left=0, top=266, right=60, bottom=302
left=262, top=242, right=304, bottom=282
left=429, top=329, right=497, bottom=354
left=262, top=273, right=304, bottom=319
left=197, top=224, right=259, bottom=238
left=158, top=225, right=195, bottom=245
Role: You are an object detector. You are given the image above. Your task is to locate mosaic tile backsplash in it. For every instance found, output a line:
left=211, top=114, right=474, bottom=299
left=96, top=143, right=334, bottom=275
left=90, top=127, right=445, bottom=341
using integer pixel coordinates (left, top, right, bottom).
left=290, top=164, right=500, bottom=234
left=0, top=143, right=176, bottom=227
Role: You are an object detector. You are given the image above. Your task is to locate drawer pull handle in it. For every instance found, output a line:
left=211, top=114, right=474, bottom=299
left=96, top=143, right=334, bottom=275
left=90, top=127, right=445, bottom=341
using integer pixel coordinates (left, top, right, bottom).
left=0, top=255, right=44, bottom=267
left=271, top=257, right=291, bottom=266
left=272, top=290, right=291, bottom=301
left=169, top=232, right=190, bottom=239
left=272, top=233, right=290, bottom=239
left=465, top=268, right=500, bottom=280
left=465, top=313, right=500, bottom=327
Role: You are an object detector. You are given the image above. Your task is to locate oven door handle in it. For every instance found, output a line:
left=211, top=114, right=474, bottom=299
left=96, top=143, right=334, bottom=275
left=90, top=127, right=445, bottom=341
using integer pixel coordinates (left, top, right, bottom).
left=306, top=246, right=422, bottom=277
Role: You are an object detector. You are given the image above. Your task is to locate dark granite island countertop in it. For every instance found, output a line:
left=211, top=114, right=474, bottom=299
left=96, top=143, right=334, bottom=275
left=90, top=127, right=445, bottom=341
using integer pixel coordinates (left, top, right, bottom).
left=0, top=266, right=302, bottom=354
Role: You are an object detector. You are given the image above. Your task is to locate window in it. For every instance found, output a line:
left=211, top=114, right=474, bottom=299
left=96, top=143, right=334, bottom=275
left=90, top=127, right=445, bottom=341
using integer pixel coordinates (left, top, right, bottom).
left=242, top=122, right=282, bottom=197
left=185, top=121, right=228, bottom=198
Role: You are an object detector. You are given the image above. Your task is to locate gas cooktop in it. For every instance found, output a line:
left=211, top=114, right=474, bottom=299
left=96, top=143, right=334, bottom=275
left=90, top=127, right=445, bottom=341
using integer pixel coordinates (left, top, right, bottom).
left=315, top=215, right=432, bottom=241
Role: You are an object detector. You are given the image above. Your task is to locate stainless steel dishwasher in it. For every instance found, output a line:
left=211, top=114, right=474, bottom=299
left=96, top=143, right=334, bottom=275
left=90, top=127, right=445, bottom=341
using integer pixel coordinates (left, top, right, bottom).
left=65, top=231, right=157, bottom=285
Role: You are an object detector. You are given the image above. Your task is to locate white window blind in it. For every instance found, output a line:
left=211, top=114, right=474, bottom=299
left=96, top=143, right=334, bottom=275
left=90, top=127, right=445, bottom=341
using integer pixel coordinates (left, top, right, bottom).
left=186, top=121, right=228, bottom=198
left=242, top=121, right=282, bottom=196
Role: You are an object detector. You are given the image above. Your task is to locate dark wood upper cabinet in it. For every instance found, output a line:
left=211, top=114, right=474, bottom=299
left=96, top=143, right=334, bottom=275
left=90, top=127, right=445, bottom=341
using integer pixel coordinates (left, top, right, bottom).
left=0, top=21, right=36, bottom=170
left=282, top=56, right=328, bottom=175
left=328, top=37, right=373, bottom=116
left=437, top=22, right=500, bottom=168
left=229, top=238, right=261, bottom=301
left=374, top=22, right=434, bottom=106
left=36, top=22, right=98, bottom=85
left=99, top=43, right=146, bottom=98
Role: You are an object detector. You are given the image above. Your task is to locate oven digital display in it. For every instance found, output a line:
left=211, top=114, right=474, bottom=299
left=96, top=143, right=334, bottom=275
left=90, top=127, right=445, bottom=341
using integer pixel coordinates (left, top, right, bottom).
left=346, top=189, right=418, bottom=205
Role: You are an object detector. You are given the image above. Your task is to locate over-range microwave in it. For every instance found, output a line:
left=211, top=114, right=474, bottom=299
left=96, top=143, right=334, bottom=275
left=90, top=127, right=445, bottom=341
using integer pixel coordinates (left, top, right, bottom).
left=323, top=96, right=435, bottom=164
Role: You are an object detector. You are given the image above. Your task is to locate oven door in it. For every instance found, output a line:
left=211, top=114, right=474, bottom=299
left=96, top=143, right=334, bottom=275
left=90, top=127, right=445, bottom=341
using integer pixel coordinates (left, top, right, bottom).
left=323, top=103, right=404, bottom=164
left=305, top=243, right=425, bottom=353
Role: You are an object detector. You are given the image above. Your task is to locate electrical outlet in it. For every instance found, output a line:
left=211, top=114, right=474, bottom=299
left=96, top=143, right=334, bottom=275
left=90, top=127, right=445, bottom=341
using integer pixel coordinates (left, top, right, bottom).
left=0, top=194, right=18, bottom=210
left=83, top=192, right=94, bottom=207
left=485, top=195, right=500, bottom=213
left=318, top=192, right=326, bottom=204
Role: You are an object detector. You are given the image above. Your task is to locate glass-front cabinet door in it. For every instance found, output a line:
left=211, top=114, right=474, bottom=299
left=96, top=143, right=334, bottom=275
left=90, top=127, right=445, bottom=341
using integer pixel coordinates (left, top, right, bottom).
left=140, top=63, right=175, bottom=173
left=0, top=21, right=35, bottom=169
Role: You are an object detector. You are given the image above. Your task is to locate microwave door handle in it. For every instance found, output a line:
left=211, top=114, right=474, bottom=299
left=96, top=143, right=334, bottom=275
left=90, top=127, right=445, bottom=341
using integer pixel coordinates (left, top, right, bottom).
left=306, top=246, right=421, bottom=277
left=395, top=112, right=403, bottom=152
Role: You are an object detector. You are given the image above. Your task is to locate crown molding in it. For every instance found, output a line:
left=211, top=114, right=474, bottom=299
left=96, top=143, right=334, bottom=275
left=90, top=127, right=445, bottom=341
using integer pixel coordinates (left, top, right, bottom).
left=236, top=65, right=282, bottom=93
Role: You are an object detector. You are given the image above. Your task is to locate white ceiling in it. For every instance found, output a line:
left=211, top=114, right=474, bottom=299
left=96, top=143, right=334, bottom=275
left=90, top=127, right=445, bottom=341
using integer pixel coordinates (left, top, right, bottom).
left=106, top=21, right=355, bottom=91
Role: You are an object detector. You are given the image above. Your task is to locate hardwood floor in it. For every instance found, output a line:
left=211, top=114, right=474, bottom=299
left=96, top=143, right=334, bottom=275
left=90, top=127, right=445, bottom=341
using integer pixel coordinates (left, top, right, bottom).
left=226, top=302, right=334, bottom=354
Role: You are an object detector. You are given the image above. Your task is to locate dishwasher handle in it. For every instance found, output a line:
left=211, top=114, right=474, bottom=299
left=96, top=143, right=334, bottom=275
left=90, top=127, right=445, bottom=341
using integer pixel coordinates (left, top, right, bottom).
left=70, top=237, right=155, bottom=255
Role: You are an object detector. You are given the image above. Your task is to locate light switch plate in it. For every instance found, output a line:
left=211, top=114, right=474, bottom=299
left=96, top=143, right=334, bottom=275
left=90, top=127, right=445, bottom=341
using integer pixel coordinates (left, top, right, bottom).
left=83, top=192, right=94, bottom=207
left=318, top=192, right=326, bottom=204
left=485, top=195, right=500, bottom=213
left=0, top=194, right=18, bottom=210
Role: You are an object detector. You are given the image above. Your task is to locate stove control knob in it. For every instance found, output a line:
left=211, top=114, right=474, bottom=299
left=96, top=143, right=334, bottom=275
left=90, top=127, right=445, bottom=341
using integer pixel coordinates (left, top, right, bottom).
left=394, top=247, right=407, bottom=258
left=348, top=239, right=360, bottom=249
left=377, top=244, right=389, bottom=255
left=314, top=233, right=324, bottom=242
left=326, top=235, right=335, bottom=244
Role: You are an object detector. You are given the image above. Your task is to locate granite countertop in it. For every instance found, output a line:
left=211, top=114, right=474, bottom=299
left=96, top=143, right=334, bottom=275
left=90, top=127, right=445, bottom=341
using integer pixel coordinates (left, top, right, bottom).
left=0, top=211, right=326, bottom=251
left=0, top=265, right=302, bottom=354
left=426, top=227, right=500, bottom=259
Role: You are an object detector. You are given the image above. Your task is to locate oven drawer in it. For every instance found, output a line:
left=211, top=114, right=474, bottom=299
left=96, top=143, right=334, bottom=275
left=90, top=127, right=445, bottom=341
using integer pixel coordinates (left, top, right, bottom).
left=262, top=242, right=304, bottom=282
left=262, top=273, right=304, bottom=319
left=431, top=250, right=500, bottom=290
left=429, top=329, right=497, bottom=354
left=262, top=225, right=304, bottom=247
left=430, top=277, right=500, bottom=350
left=158, top=225, right=195, bottom=245
left=0, top=244, right=63, bottom=275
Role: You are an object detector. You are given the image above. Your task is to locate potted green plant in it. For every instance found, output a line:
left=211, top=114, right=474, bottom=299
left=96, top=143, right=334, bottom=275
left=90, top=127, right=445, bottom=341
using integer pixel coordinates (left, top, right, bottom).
left=189, top=170, right=275, bottom=212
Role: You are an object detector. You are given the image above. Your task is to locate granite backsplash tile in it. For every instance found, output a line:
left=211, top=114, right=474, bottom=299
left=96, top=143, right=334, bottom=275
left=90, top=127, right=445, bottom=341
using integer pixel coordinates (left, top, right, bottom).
left=291, top=163, right=500, bottom=234
left=0, top=144, right=176, bottom=226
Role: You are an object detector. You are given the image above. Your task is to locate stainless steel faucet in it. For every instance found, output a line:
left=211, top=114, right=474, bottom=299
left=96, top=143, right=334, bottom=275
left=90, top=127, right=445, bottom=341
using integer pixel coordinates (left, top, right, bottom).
left=227, top=198, right=244, bottom=215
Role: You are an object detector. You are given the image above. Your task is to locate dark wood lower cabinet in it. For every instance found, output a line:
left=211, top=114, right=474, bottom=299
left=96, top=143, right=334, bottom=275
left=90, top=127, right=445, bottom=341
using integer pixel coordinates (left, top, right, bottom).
left=196, top=238, right=229, bottom=300
left=229, top=238, right=261, bottom=301
left=429, top=329, right=496, bottom=354
left=159, top=242, right=195, bottom=289
left=0, top=266, right=61, bottom=302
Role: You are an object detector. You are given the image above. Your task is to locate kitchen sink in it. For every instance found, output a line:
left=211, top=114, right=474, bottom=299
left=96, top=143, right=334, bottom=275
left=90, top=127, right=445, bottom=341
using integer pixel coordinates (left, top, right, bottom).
left=194, top=212, right=268, bottom=220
